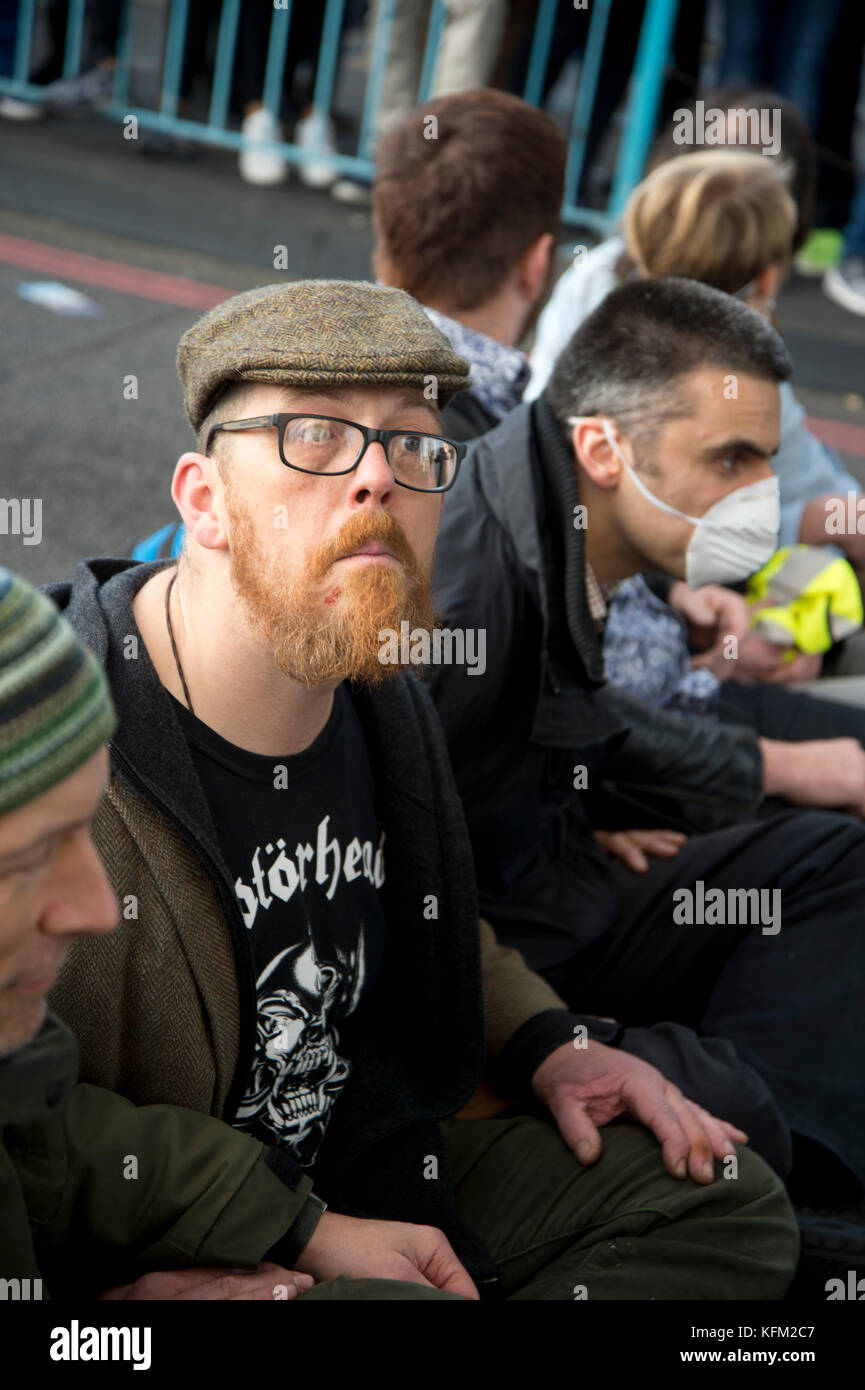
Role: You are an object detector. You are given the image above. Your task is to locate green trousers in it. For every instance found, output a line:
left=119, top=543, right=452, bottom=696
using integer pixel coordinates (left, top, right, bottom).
left=296, top=1114, right=799, bottom=1301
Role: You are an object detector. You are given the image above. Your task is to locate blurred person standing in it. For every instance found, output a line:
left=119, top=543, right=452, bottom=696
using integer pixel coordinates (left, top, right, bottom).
left=0, top=0, right=122, bottom=117
left=235, top=0, right=336, bottom=188
left=331, top=0, right=509, bottom=201
left=719, top=0, right=847, bottom=139
left=718, top=0, right=850, bottom=275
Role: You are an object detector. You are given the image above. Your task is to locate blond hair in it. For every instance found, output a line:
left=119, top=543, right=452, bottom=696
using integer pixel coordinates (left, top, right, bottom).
left=622, top=150, right=796, bottom=294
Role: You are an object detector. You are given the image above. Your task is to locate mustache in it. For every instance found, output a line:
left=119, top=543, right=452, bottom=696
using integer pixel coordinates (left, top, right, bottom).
left=311, top=512, right=423, bottom=580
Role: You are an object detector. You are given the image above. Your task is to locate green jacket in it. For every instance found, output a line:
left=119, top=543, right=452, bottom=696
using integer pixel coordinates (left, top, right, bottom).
left=0, top=1014, right=316, bottom=1298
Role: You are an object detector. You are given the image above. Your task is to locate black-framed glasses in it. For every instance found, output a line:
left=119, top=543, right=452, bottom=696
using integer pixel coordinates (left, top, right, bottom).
left=207, top=413, right=466, bottom=493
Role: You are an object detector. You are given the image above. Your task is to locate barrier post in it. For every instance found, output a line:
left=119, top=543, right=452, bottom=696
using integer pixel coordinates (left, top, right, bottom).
left=608, top=0, right=680, bottom=219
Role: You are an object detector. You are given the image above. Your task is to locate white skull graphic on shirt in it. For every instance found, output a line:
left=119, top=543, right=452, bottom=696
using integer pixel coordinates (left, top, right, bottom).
left=235, top=928, right=366, bottom=1165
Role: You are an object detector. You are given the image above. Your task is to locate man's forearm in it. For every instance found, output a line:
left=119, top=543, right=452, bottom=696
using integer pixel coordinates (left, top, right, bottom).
left=479, top=919, right=628, bottom=1098
left=760, top=738, right=791, bottom=797
left=798, top=495, right=832, bottom=547
left=799, top=494, right=865, bottom=570
left=479, top=916, right=570, bottom=1056
left=60, top=1083, right=314, bottom=1276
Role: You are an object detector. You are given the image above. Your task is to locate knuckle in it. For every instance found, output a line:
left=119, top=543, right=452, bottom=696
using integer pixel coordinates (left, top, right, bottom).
left=216, top=1273, right=244, bottom=1297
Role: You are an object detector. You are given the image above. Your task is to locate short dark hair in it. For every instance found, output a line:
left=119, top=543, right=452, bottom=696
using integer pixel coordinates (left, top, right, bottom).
left=372, top=88, right=566, bottom=309
left=545, top=277, right=793, bottom=445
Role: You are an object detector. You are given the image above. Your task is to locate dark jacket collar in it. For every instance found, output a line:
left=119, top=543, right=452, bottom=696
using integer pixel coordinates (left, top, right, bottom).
left=463, top=396, right=607, bottom=689
left=46, top=558, right=229, bottom=872
left=0, top=1013, right=78, bottom=1127
left=531, top=394, right=607, bottom=686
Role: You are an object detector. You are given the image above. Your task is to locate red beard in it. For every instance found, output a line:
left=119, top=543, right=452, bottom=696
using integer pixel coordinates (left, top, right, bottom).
left=226, top=495, right=439, bottom=687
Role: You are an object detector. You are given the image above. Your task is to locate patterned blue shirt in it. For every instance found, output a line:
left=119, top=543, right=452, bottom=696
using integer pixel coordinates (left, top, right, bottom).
left=602, top=575, right=721, bottom=715
left=422, top=306, right=531, bottom=422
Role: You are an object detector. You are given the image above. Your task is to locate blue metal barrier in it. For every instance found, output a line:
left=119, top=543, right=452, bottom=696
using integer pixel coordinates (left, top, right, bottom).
left=0, top=0, right=682, bottom=234
left=62, top=0, right=86, bottom=77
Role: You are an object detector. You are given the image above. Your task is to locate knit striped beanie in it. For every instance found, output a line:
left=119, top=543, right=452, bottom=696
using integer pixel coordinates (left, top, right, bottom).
left=0, top=568, right=116, bottom=816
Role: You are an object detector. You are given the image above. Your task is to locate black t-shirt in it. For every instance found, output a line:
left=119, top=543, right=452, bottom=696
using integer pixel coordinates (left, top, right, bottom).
left=171, top=686, right=386, bottom=1168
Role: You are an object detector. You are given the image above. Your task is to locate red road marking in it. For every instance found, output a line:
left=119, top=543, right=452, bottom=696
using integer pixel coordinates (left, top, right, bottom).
left=2, top=232, right=863, bottom=460
left=0, top=233, right=233, bottom=310
left=806, top=414, right=865, bottom=458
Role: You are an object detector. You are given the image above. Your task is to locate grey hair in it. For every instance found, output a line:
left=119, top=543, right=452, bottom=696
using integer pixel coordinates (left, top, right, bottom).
left=545, top=276, right=792, bottom=448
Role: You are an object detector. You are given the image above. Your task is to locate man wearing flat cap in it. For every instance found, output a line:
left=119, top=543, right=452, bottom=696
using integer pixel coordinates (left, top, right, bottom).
left=45, top=281, right=797, bottom=1299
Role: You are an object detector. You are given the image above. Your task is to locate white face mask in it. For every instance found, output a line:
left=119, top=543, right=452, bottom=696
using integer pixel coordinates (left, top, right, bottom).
left=568, top=417, right=779, bottom=588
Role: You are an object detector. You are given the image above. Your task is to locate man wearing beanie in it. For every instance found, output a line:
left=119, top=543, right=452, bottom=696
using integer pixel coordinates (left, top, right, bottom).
left=43, top=281, right=798, bottom=1300
left=0, top=565, right=401, bottom=1302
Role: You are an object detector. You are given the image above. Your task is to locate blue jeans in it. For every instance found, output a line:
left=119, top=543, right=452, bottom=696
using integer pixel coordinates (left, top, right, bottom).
left=720, top=0, right=848, bottom=135
left=843, top=176, right=865, bottom=259
left=0, top=0, right=17, bottom=77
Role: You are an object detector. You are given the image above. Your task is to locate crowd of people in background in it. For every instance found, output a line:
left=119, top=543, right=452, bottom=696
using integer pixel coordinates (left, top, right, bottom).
left=1, top=1, right=865, bottom=313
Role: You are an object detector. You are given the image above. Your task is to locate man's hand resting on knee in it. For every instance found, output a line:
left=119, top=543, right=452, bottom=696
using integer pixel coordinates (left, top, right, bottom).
left=531, top=1041, right=748, bottom=1185
left=294, top=1213, right=480, bottom=1299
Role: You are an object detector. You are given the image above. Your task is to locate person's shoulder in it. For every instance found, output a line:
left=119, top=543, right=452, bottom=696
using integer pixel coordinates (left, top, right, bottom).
left=467, top=400, right=533, bottom=461
left=441, top=390, right=498, bottom=443
left=551, top=235, right=625, bottom=302
left=525, top=237, right=624, bottom=399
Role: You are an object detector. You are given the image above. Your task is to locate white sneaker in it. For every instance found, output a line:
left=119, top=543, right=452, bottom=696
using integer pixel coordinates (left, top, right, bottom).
left=239, top=107, right=287, bottom=186
left=331, top=176, right=372, bottom=204
left=295, top=109, right=338, bottom=189
left=824, top=258, right=865, bottom=318
left=0, top=93, right=44, bottom=120
left=40, top=64, right=115, bottom=111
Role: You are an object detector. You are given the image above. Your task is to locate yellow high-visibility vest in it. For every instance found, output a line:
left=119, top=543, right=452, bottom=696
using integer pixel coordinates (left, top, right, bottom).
left=746, top=544, right=863, bottom=654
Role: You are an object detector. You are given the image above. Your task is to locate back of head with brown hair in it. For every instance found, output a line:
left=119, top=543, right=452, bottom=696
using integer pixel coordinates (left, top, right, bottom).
left=623, top=150, right=796, bottom=294
left=372, top=88, right=566, bottom=311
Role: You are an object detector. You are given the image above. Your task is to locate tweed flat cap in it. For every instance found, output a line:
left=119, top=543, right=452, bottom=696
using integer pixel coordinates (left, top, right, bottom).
left=177, top=279, right=472, bottom=431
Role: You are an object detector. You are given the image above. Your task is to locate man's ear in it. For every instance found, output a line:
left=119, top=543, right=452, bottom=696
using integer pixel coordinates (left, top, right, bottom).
left=751, top=265, right=782, bottom=304
left=171, top=452, right=229, bottom=550
left=571, top=419, right=624, bottom=491
left=519, top=232, right=557, bottom=306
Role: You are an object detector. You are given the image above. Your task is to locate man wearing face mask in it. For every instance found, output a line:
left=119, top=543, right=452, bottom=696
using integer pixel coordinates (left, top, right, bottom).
left=429, top=276, right=865, bottom=1208
left=591, top=417, right=781, bottom=590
